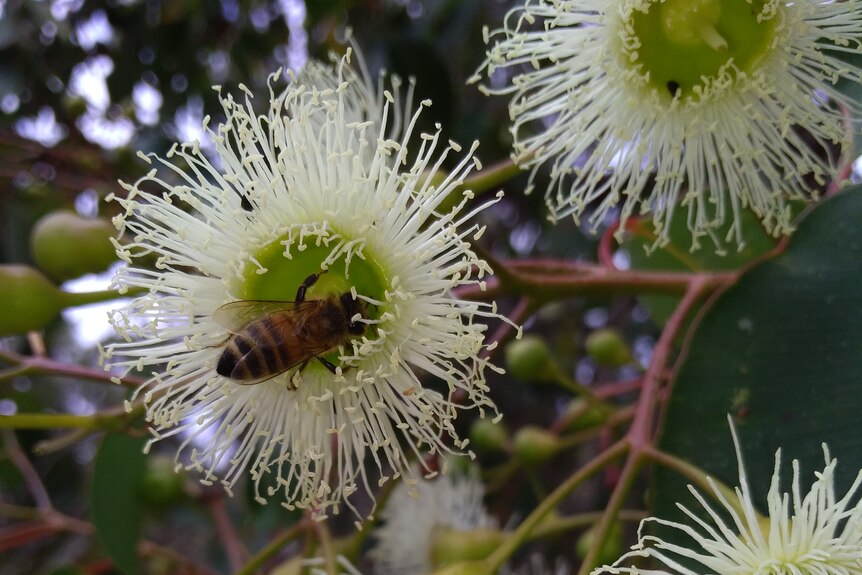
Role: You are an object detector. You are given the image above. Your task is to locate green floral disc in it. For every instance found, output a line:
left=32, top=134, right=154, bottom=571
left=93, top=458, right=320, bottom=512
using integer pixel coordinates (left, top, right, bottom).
left=629, top=0, right=778, bottom=101
left=241, top=236, right=388, bottom=320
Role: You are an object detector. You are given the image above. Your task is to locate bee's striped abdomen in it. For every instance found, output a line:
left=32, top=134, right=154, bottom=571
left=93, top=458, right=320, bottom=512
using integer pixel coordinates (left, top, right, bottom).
left=217, top=319, right=293, bottom=381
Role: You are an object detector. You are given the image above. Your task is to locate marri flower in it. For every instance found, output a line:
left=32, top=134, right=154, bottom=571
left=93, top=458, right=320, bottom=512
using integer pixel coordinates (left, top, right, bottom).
left=102, top=51, right=509, bottom=520
left=594, top=420, right=862, bottom=575
left=475, top=0, right=862, bottom=249
left=370, top=470, right=502, bottom=574
left=304, top=556, right=365, bottom=575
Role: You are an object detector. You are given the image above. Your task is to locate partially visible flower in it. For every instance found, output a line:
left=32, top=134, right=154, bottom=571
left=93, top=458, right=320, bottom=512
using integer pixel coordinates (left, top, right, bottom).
left=103, top=50, right=510, bottom=520
left=370, top=471, right=502, bottom=574
left=304, top=556, right=365, bottom=575
left=593, top=418, right=862, bottom=575
left=476, top=0, right=862, bottom=250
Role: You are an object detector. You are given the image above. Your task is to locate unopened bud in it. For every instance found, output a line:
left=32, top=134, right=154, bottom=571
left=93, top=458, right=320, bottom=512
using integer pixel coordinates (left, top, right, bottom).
left=31, top=211, right=117, bottom=281
left=585, top=328, right=633, bottom=367
left=513, top=426, right=560, bottom=465
left=563, top=398, right=611, bottom=431
left=430, top=526, right=505, bottom=570
left=576, top=522, right=623, bottom=569
left=469, top=418, right=510, bottom=454
left=505, top=335, right=556, bottom=382
left=0, top=265, right=64, bottom=336
left=139, top=455, right=186, bottom=508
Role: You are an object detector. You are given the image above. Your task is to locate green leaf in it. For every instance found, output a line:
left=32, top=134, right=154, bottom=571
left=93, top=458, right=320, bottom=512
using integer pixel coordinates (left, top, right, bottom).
left=625, top=209, right=778, bottom=324
left=91, top=433, right=147, bottom=575
left=652, top=188, right=862, bottom=531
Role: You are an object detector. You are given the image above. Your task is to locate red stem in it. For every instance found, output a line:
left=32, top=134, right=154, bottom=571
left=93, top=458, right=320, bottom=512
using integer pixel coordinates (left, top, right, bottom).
left=2, top=430, right=52, bottom=511
left=203, top=492, right=249, bottom=571
left=0, top=351, right=145, bottom=389
left=576, top=276, right=714, bottom=575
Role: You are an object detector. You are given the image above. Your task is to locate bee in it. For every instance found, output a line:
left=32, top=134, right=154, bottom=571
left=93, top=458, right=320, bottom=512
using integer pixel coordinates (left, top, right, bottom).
left=214, top=271, right=367, bottom=386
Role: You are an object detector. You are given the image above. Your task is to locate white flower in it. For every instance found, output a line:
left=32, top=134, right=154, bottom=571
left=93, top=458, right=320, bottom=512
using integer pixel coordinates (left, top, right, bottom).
left=476, top=0, right=862, bottom=250
left=303, top=556, right=365, bottom=575
left=370, top=471, right=499, bottom=575
left=594, top=419, right=862, bottom=575
left=102, top=51, right=510, bottom=520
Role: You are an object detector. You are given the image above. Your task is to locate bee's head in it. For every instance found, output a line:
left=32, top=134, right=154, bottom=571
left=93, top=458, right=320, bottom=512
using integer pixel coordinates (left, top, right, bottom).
left=340, top=292, right=369, bottom=335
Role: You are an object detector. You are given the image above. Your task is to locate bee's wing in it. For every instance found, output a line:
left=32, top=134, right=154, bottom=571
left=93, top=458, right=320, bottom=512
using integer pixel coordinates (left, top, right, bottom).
left=222, top=301, right=341, bottom=386
left=213, top=300, right=298, bottom=332
left=249, top=302, right=347, bottom=364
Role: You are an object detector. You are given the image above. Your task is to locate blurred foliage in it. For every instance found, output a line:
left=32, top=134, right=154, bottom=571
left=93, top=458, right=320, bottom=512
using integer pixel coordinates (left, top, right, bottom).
left=0, top=0, right=522, bottom=264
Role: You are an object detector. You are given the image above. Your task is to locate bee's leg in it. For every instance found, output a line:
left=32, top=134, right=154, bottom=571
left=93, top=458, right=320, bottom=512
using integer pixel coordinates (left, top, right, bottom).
left=316, top=356, right=341, bottom=375
left=295, top=269, right=329, bottom=305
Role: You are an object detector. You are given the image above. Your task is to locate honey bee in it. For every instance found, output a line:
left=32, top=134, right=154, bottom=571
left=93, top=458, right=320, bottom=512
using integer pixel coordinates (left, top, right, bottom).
left=214, top=271, right=367, bottom=386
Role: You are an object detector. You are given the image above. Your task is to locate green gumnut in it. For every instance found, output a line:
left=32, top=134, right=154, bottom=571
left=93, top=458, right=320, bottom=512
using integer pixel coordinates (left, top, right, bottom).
left=31, top=211, right=117, bottom=282
left=139, top=456, right=186, bottom=508
left=469, top=418, right=510, bottom=454
left=585, top=328, right=633, bottom=367
left=505, top=335, right=556, bottom=382
left=564, top=398, right=611, bottom=431
left=576, top=521, right=624, bottom=569
left=513, top=426, right=560, bottom=465
left=0, top=265, right=64, bottom=336
left=430, top=527, right=506, bottom=569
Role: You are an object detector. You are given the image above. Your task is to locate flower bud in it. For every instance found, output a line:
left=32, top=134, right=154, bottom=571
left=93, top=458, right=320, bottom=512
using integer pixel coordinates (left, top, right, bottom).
left=563, top=398, right=611, bottom=431
left=469, top=418, right=510, bottom=454
left=139, top=455, right=186, bottom=508
left=576, top=522, right=623, bottom=569
left=505, top=335, right=556, bottom=382
left=0, top=265, right=64, bottom=336
left=513, top=426, right=560, bottom=465
left=31, top=211, right=117, bottom=282
left=430, top=526, right=505, bottom=570
left=584, top=328, right=633, bottom=367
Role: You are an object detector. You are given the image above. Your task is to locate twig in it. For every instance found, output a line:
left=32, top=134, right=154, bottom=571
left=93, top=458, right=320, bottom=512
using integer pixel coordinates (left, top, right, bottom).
left=234, top=520, right=309, bottom=575
left=202, top=491, right=249, bottom=571
left=0, top=507, right=217, bottom=575
left=0, top=350, right=145, bottom=389
left=481, top=439, right=630, bottom=574
left=2, top=429, right=52, bottom=511
left=313, top=519, right=338, bottom=575
left=528, top=509, right=647, bottom=540
left=593, top=377, right=643, bottom=399
left=629, top=277, right=711, bottom=445
left=575, top=277, right=713, bottom=575
left=455, top=263, right=734, bottom=302
left=32, top=402, right=147, bottom=455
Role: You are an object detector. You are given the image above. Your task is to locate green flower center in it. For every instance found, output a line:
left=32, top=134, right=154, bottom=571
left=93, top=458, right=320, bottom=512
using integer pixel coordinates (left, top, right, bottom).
left=628, top=0, right=778, bottom=101
left=243, top=234, right=388, bottom=309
